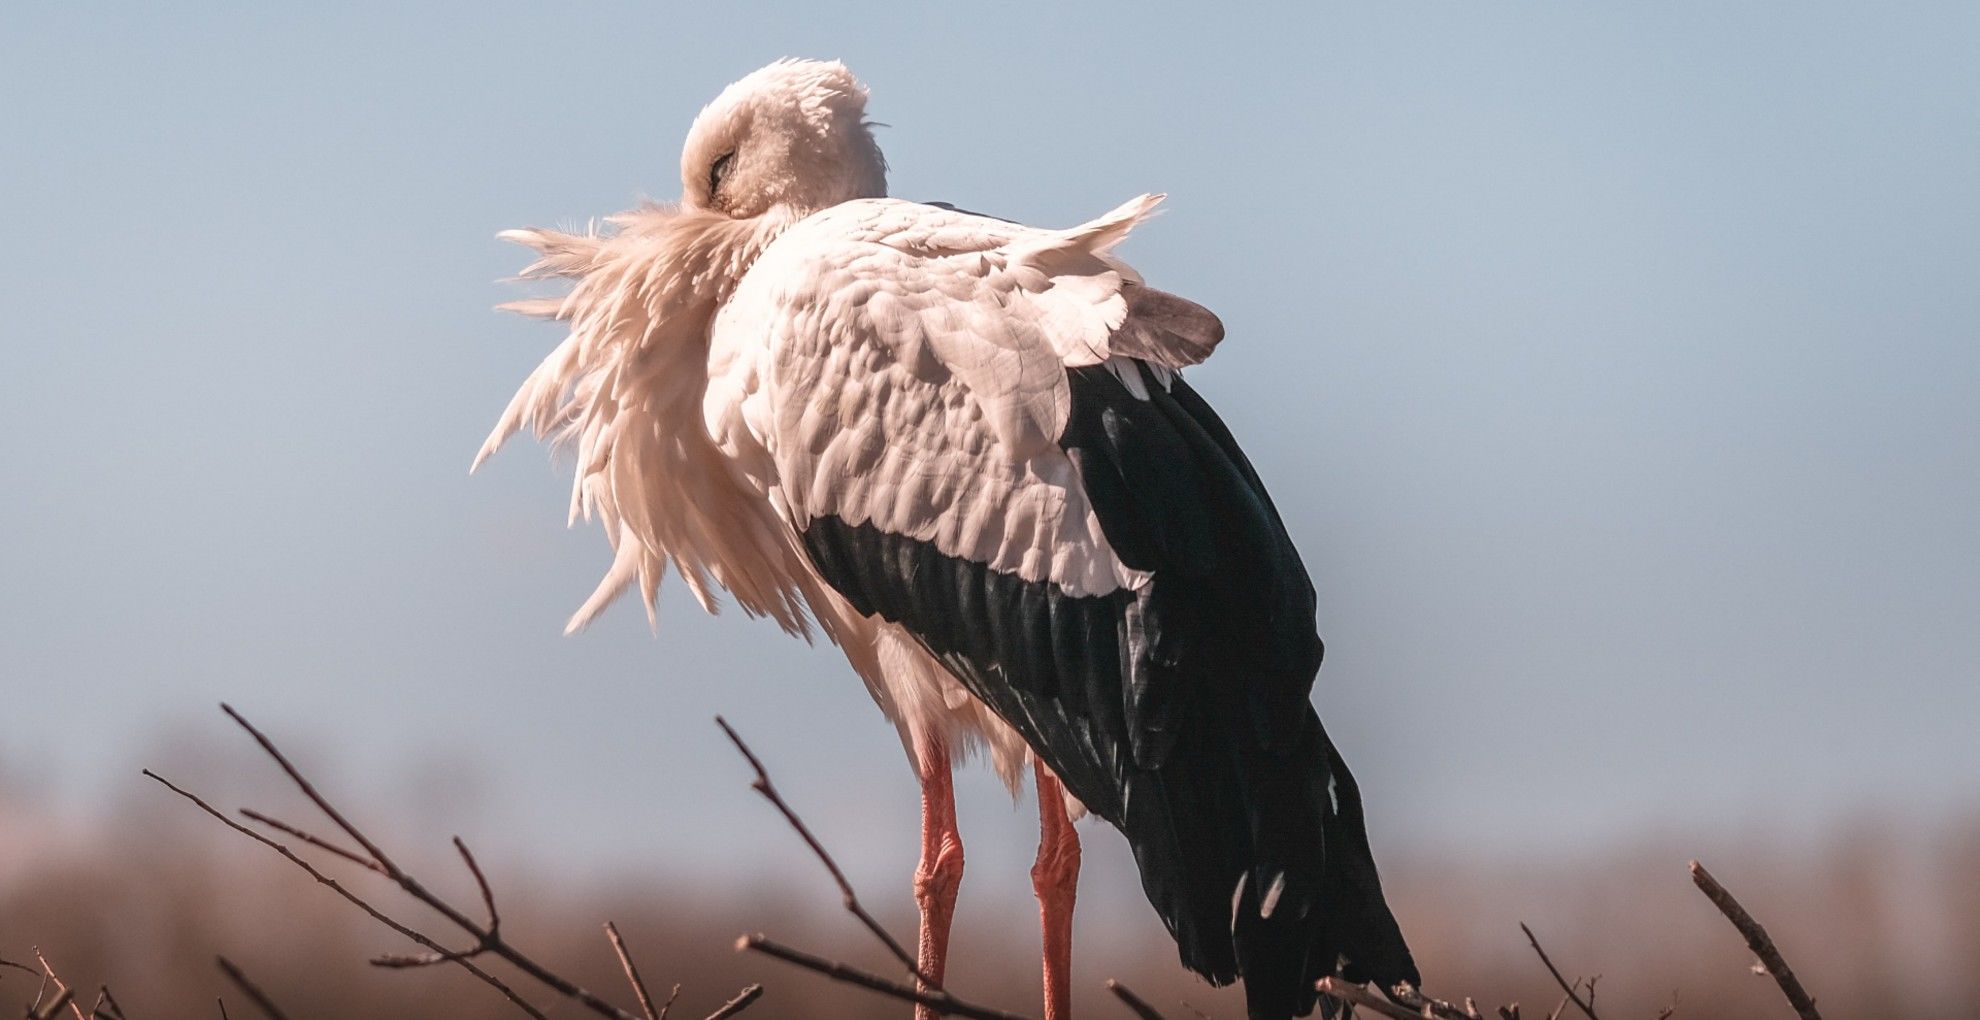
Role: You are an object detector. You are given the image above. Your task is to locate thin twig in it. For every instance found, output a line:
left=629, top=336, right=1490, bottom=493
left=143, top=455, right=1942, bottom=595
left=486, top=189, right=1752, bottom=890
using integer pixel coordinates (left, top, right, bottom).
left=239, top=810, right=385, bottom=874
left=741, top=934, right=1030, bottom=1020
left=0, top=957, right=38, bottom=979
left=1105, top=979, right=1168, bottom=1019
left=702, top=985, right=763, bottom=1020
left=716, top=717, right=936, bottom=989
left=604, top=923, right=660, bottom=1020
left=95, top=985, right=129, bottom=1020
left=218, top=704, right=397, bottom=874
left=369, top=838, right=501, bottom=970
left=142, top=769, right=546, bottom=1020
left=1390, top=983, right=1483, bottom=1020
left=207, top=706, right=639, bottom=1020
left=214, top=958, right=289, bottom=1020
left=32, top=949, right=86, bottom=1020
left=1518, top=924, right=1599, bottom=1020
left=1689, top=861, right=1821, bottom=1020
left=1316, top=978, right=1421, bottom=1020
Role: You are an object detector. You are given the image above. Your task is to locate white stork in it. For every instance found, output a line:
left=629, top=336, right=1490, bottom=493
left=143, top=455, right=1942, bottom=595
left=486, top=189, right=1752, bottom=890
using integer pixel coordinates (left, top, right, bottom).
left=475, top=59, right=1417, bottom=1020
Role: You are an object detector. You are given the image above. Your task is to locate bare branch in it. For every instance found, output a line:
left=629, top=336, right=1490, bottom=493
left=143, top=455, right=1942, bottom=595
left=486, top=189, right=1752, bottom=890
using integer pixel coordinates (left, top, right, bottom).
left=702, top=985, right=763, bottom=1020
left=202, top=706, right=642, bottom=1019
left=715, top=717, right=935, bottom=989
left=1391, top=983, right=1485, bottom=1020
left=740, top=933, right=1030, bottom=1020
left=239, top=810, right=384, bottom=874
left=31, top=949, right=86, bottom=1020
left=1316, top=977, right=1422, bottom=1020
left=603, top=923, right=660, bottom=1020
left=142, top=770, right=546, bottom=1020
left=1689, top=860, right=1821, bottom=1020
left=214, top=958, right=289, bottom=1020
left=94, top=985, right=129, bottom=1020
left=1518, top=924, right=1599, bottom=1020
left=1105, top=979, right=1168, bottom=1019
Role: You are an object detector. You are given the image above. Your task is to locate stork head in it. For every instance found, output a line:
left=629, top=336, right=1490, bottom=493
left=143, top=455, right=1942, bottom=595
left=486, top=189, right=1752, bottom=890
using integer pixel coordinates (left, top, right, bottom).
left=681, top=59, right=888, bottom=220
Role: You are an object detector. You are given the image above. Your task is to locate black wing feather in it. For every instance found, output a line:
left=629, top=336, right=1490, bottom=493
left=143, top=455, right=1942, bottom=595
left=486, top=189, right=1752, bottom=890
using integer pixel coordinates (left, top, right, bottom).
left=799, top=359, right=1417, bottom=1020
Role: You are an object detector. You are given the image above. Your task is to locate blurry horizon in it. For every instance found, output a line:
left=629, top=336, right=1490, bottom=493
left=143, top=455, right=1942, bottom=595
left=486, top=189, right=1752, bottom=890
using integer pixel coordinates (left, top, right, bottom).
left=4, top=2, right=1978, bottom=1000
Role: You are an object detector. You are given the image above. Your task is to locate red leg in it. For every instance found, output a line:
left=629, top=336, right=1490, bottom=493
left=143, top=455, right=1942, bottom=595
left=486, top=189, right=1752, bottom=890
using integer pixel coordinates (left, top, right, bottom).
left=1032, top=761, right=1082, bottom=1020
left=914, top=742, right=963, bottom=1020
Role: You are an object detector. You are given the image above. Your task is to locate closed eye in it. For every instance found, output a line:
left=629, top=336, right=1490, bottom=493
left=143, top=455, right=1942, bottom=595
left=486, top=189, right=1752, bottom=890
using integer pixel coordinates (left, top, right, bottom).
left=709, top=152, right=735, bottom=197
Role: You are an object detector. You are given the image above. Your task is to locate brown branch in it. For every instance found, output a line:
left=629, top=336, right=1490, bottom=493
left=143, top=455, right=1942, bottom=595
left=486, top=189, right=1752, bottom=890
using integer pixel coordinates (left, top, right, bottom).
left=368, top=838, right=501, bottom=970
left=1105, top=979, right=1168, bottom=1019
left=217, top=704, right=398, bottom=874
left=93, top=985, right=129, bottom=1020
left=1688, top=860, right=1821, bottom=1020
left=702, top=985, right=763, bottom=1020
left=0, top=958, right=37, bottom=979
left=1518, top=924, right=1599, bottom=1020
left=31, top=949, right=86, bottom=1020
left=204, top=705, right=641, bottom=1019
left=715, top=717, right=936, bottom=989
left=603, top=923, right=660, bottom=1020
left=1317, top=978, right=1423, bottom=1020
left=142, top=770, right=545, bottom=1020
left=1390, top=983, right=1485, bottom=1020
left=214, top=958, right=289, bottom=1020
left=740, top=934, right=1030, bottom=1020
left=239, top=810, right=384, bottom=874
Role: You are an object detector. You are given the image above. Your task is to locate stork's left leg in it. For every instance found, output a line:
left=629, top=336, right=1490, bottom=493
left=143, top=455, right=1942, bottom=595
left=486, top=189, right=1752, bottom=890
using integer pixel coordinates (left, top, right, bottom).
left=914, top=740, right=964, bottom=1020
left=1032, top=760, right=1082, bottom=1020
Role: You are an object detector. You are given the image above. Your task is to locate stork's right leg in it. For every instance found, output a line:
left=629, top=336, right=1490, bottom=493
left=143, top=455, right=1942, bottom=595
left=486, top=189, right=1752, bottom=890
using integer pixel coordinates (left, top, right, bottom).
left=914, top=740, right=963, bottom=1020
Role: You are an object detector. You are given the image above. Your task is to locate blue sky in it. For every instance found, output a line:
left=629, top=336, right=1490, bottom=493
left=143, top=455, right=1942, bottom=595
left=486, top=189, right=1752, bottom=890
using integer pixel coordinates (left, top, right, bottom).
left=4, top=2, right=1976, bottom=906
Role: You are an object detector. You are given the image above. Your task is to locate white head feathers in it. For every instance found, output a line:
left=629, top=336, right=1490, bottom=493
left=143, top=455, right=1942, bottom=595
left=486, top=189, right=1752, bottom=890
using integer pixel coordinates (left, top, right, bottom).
left=681, top=58, right=888, bottom=219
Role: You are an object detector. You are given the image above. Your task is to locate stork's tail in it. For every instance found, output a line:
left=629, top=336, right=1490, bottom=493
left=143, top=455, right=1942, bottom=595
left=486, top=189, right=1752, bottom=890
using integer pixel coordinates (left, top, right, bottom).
left=1117, top=709, right=1418, bottom=1020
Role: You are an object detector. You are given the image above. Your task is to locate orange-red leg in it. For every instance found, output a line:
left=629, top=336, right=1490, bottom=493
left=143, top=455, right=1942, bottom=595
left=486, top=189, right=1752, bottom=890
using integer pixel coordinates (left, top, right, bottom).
left=1032, top=761, right=1082, bottom=1020
left=914, top=742, right=963, bottom=1020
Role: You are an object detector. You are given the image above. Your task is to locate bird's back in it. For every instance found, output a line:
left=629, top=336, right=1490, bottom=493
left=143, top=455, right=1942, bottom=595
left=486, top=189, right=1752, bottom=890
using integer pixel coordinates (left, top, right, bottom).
left=716, top=198, right=1419, bottom=1019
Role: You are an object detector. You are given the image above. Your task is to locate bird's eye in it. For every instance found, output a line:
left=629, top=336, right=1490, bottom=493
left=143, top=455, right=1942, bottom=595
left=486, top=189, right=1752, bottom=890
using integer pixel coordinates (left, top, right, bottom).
left=709, top=152, right=735, bottom=196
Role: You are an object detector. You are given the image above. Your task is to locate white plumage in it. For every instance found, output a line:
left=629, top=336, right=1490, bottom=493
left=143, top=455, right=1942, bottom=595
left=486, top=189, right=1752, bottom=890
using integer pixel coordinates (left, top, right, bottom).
left=475, top=68, right=1173, bottom=784
left=475, top=58, right=1417, bottom=1020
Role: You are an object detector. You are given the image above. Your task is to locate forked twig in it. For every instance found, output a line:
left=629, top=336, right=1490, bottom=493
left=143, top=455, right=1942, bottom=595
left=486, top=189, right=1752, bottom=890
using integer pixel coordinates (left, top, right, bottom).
left=703, top=985, right=764, bottom=1020
left=1105, top=979, right=1168, bottom=1019
left=1689, top=861, right=1821, bottom=1020
left=95, top=984, right=131, bottom=1020
left=142, top=768, right=548, bottom=1020
left=1518, top=924, right=1599, bottom=1020
left=740, top=934, right=1029, bottom=1020
left=154, top=705, right=761, bottom=1020
left=31, top=949, right=86, bottom=1020
left=715, top=716, right=936, bottom=989
left=1317, top=977, right=1421, bottom=1020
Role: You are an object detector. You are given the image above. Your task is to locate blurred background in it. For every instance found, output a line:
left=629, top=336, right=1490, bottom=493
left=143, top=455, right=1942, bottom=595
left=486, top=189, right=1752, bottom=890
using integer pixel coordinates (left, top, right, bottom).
left=3, top=2, right=1976, bottom=1016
